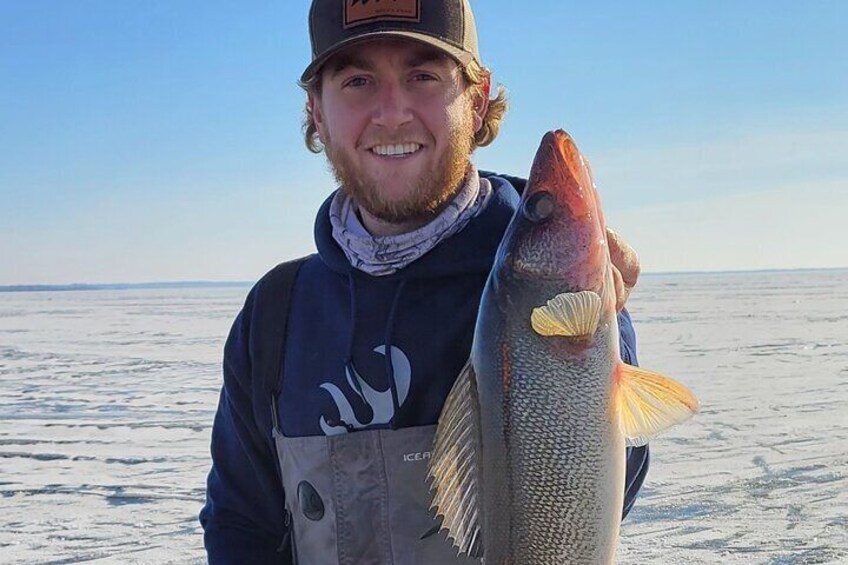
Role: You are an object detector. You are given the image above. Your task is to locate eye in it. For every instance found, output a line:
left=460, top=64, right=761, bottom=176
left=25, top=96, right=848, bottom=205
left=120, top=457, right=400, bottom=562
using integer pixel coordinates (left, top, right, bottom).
left=523, top=190, right=555, bottom=223
left=343, top=76, right=369, bottom=88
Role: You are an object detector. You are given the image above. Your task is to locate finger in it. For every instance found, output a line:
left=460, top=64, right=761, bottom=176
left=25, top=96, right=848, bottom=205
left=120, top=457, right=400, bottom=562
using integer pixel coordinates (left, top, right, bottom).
left=607, top=227, right=640, bottom=289
left=611, top=264, right=629, bottom=311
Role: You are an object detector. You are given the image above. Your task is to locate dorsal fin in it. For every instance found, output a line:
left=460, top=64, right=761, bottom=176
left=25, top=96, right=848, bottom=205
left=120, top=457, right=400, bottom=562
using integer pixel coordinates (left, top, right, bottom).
left=428, top=361, right=484, bottom=558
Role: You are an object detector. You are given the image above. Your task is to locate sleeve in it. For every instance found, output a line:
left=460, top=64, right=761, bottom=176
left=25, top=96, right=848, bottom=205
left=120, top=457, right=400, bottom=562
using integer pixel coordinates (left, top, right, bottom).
left=617, top=308, right=650, bottom=520
left=199, top=294, right=292, bottom=564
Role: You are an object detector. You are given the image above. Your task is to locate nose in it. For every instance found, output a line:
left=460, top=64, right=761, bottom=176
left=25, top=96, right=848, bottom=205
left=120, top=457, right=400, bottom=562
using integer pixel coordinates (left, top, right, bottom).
left=371, top=80, right=413, bottom=131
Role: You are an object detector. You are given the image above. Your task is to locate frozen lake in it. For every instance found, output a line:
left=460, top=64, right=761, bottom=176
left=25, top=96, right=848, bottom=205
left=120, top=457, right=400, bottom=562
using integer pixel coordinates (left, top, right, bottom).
left=1, top=270, right=846, bottom=564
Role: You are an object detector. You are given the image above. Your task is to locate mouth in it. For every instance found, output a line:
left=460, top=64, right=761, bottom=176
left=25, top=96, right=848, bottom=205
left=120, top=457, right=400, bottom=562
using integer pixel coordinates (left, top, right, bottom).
left=368, top=143, right=423, bottom=158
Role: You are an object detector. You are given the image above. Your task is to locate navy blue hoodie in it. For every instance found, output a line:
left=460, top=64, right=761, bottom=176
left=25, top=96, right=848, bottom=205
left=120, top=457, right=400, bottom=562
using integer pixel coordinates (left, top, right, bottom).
left=200, top=176, right=649, bottom=563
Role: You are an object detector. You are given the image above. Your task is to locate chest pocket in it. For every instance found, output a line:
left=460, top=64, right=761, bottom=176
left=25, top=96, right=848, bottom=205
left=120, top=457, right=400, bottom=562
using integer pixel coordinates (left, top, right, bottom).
left=273, top=423, right=481, bottom=565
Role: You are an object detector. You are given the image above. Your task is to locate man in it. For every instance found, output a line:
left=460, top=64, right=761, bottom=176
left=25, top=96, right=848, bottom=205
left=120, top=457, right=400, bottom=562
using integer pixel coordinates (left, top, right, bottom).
left=200, top=1, right=646, bottom=563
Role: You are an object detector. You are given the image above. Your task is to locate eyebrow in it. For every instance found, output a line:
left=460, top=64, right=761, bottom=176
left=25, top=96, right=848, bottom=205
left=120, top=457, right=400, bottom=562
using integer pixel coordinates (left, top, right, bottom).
left=325, top=53, right=373, bottom=77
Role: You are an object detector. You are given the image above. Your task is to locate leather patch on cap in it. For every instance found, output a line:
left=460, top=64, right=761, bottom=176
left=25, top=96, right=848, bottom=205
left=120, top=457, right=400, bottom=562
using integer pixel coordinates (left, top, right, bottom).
left=344, top=0, right=421, bottom=29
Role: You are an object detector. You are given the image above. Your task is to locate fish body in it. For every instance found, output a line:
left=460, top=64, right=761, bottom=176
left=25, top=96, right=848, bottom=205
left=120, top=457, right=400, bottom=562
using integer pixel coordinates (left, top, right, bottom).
left=429, top=130, right=698, bottom=564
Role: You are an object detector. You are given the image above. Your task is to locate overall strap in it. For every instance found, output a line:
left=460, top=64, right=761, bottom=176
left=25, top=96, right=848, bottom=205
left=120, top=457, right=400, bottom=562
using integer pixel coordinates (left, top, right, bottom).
left=250, top=255, right=312, bottom=435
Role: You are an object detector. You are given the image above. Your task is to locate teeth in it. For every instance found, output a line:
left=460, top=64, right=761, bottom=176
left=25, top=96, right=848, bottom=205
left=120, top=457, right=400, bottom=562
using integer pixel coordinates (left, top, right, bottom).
left=372, top=143, right=421, bottom=156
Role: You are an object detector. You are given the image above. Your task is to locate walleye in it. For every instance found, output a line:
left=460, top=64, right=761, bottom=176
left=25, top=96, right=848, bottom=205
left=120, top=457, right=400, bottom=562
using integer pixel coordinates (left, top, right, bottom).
left=428, top=130, right=699, bottom=564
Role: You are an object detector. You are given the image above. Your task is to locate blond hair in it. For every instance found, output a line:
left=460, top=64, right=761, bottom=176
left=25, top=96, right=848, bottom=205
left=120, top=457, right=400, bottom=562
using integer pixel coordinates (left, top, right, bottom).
left=299, top=59, right=508, bottom=154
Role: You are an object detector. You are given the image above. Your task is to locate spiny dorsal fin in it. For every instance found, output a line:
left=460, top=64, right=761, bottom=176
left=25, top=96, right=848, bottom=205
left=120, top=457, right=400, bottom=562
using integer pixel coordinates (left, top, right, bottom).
left=428, top=361, right=483, bottom=558
left=615, top=363, right=700, bottom=447
left=531, top=291, right=602, bottom=337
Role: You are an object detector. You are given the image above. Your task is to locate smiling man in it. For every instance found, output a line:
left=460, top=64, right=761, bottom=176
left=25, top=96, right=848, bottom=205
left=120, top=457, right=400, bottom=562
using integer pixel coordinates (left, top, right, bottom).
left=313, top=38, right=485, bottom=235
left=200, top=1, right=647, bottom=563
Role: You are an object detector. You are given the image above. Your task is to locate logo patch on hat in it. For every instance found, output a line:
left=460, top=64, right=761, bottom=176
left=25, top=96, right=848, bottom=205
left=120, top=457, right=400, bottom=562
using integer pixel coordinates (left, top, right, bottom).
left=344, top=0, right=421, bottom=29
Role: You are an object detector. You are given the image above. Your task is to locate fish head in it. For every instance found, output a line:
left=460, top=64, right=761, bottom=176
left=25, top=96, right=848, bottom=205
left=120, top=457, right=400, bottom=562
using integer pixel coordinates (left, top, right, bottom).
left=497, top=130, right=612, bottom=301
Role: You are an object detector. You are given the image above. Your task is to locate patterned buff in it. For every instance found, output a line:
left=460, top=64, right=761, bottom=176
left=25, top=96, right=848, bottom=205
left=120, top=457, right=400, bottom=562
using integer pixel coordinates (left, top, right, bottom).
left=330, top=167, right=493, bottom=276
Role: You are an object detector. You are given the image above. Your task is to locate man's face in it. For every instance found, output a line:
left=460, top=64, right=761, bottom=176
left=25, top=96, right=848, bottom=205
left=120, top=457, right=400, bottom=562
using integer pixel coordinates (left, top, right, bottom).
left=309, top=39, right=487, bottom=225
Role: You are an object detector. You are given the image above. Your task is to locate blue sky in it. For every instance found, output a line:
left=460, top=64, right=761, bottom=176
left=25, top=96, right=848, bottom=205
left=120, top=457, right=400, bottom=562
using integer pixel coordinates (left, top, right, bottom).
left=1, top=1, right=846, bottom=284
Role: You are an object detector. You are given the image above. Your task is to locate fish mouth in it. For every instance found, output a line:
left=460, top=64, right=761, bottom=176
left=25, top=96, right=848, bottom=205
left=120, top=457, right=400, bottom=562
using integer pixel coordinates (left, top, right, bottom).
left=523, top=129, right=599, bottom=223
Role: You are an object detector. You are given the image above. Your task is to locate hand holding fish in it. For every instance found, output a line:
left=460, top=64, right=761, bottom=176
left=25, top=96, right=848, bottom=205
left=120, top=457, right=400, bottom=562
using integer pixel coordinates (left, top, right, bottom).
left=607, top=227, right=640, bottom=311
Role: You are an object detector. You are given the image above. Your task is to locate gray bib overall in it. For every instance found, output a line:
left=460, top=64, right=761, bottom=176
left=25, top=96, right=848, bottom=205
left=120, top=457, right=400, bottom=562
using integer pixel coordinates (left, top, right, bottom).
left=272, top=419, right=480, bottom=564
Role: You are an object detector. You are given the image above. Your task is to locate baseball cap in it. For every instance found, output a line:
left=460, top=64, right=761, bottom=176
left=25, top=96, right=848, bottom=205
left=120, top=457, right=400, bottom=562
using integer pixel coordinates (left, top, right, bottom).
left=301, top=0, right=480, bottom=83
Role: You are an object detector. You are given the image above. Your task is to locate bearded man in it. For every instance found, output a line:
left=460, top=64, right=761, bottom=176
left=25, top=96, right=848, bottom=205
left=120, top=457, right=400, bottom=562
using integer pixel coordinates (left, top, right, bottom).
left=200, top=1, right=646, bottom=563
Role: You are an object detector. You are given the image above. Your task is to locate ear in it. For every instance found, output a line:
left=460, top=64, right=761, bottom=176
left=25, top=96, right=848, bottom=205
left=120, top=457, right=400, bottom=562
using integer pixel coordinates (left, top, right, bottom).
left=471, top=75, right=491, bottom=134
left=308, top=91, right=328, bottom=144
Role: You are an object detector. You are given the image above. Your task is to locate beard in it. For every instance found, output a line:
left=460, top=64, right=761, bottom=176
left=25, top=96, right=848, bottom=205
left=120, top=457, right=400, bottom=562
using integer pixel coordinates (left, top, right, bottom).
left=323, top=107, right=476, bottom=225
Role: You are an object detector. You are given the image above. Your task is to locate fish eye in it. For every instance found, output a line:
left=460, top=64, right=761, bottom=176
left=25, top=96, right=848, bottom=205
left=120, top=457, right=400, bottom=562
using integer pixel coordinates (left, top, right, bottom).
left=523, top=190, right=555, bottom=223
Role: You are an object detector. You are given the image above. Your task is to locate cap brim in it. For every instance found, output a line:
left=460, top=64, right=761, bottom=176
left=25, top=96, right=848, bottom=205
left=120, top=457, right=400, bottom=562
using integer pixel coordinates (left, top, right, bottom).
left=300, top=31, right=475, bottom=83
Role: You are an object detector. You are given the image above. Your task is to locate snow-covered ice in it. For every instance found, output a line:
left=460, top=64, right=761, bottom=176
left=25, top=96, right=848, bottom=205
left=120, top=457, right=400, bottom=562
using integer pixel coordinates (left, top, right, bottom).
left=1, top=270, right=846, bottom=564
left=0, top=288, right=236, bottom=564
left=619, top=270, right=848, bottom=564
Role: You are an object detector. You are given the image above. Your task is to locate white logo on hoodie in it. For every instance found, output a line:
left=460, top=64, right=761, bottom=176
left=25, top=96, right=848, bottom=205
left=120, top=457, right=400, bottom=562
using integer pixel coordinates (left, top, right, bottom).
left=319, top=345, right=411, bottom=436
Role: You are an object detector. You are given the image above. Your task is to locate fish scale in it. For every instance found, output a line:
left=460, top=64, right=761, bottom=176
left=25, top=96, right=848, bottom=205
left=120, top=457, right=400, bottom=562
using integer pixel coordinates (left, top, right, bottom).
left=482, top=308, right=623, bottom=564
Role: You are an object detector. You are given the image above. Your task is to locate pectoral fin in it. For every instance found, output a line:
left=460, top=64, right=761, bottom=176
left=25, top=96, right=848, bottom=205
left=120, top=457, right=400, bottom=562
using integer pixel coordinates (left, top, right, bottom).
left=428, top=361, right=484, bottom=558
left=531, top=291, right=602, bottom=337
left=614, top=363, right=700, bottom=447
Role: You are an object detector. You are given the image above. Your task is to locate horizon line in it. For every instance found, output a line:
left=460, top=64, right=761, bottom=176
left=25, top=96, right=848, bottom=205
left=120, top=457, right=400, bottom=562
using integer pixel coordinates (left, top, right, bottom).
left=2, top=266, right=847, bottom=292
